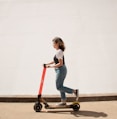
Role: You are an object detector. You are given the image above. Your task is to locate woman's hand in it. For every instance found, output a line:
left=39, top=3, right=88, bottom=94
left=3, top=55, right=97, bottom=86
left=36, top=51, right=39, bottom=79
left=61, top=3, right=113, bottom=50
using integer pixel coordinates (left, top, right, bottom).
left=45, top=65, right=55, bottom=68
left=46, top=65, right=50, bottom=68
left=43, top=64, right=51, bottom=68
left=47, top=65, right=54, bottom=68
left=43, top=63, right=55, bottom=68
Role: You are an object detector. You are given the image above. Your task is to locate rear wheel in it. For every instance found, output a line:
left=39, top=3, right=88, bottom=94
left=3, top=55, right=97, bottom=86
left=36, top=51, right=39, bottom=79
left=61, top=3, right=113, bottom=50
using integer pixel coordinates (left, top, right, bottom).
left=73, top=104, right=80, bottom=111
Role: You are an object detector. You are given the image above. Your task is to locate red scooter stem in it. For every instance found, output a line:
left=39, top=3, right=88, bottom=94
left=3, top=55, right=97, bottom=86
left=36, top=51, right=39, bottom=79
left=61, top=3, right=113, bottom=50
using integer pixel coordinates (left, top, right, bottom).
left=38, top=65, right=46, bottom=96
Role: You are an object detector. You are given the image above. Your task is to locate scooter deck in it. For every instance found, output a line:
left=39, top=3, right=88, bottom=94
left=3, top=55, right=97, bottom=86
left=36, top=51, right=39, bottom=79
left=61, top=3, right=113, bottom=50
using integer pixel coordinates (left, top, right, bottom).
left=46, top=102, right=80, bottom=109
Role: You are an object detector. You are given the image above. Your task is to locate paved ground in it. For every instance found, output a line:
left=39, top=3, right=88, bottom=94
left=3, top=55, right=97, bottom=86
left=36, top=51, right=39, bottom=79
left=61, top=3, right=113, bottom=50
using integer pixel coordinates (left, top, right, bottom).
left=0, top=101, right=117, bottom=119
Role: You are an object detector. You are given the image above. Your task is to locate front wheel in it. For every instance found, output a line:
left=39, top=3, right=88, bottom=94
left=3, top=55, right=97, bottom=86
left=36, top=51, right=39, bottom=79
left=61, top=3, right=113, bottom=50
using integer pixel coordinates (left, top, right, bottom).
left=34, top=102, right=42, bottom=112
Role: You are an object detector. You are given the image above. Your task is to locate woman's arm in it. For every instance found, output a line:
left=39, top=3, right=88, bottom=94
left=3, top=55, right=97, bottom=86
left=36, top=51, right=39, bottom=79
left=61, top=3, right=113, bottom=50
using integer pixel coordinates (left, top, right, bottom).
left=47, top=59, right=63, bottom=68
left=46, top=61, right=54, bottom=65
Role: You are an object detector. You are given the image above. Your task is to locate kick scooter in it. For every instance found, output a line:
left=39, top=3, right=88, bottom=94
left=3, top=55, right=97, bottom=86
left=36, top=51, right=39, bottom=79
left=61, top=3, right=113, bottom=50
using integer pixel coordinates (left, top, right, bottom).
left=34, top=64, right=80, bottom=112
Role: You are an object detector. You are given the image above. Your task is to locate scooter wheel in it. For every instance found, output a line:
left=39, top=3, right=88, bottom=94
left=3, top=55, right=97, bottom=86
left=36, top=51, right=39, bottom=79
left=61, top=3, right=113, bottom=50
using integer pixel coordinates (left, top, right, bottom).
left=34, top=102, right=42, bottom=112
left=73, top=104, right=80, bottom=111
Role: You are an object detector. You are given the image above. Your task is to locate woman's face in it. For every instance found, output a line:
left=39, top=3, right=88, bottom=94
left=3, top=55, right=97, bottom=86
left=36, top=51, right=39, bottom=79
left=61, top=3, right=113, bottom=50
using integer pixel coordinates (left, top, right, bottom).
left=53, top=42, right=59, bottom=50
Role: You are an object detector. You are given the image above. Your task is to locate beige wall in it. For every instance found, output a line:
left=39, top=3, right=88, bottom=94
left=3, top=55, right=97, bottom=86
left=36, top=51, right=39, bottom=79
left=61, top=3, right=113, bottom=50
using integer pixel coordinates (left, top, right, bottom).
left=0, top=0, right=117, bottom=95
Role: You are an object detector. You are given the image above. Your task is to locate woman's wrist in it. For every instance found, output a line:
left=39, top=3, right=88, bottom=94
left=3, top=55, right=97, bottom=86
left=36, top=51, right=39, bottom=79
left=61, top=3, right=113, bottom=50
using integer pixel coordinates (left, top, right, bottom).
left=47, top=65, right=55, bottom=68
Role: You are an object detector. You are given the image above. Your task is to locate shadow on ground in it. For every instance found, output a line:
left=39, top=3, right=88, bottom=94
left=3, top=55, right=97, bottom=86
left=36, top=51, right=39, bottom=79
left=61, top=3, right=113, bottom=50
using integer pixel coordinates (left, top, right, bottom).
left=45, top=110, right=108, bottom=118
left=72, top=110, right=108, bottom=117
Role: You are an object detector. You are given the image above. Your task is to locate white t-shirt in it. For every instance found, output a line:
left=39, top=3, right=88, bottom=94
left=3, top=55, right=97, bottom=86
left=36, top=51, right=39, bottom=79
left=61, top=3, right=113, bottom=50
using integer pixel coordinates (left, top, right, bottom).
left=56, top=49, right=64, bottom=59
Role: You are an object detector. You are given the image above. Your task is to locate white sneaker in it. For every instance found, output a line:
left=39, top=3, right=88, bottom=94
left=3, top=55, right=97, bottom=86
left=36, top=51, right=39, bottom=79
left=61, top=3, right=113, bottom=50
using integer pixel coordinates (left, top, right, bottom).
left=56, top=102, right=66, bottom=106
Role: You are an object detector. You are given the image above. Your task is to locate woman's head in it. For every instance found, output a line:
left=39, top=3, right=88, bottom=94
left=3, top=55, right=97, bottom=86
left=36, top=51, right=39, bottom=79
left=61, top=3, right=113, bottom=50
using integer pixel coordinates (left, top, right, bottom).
left=52, top=37, right=65, bottom=51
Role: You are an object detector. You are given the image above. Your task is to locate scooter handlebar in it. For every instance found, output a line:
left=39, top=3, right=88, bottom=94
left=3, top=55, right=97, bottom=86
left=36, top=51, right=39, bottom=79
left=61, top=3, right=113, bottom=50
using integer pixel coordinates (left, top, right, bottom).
left=43, top=64, right=46, bottom=68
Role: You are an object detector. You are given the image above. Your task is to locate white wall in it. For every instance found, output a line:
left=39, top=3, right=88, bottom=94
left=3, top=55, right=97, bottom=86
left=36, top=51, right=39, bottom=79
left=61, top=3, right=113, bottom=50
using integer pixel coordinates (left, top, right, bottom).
left=0, top=0, right=117, bottom=96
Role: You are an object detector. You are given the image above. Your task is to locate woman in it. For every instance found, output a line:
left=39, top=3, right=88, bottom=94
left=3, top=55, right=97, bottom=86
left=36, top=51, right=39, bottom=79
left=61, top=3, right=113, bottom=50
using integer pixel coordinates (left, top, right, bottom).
left=45, top=37, right=78, bottom=106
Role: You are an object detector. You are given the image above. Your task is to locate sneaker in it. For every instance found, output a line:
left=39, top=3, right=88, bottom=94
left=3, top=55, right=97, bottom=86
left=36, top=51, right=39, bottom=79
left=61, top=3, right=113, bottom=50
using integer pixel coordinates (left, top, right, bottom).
left=56, top=102, right=67, bottom=106
left=74, top=89, right=79, bottom=101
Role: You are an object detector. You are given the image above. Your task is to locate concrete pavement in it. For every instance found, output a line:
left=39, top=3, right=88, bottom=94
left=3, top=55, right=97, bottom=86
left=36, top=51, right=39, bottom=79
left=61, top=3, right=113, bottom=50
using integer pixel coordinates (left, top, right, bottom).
left=0, top=101, right=117, bottom=119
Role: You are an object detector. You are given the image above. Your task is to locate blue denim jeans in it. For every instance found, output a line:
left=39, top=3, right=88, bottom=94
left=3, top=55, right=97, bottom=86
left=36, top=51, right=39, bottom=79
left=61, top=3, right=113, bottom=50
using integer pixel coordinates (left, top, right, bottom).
left=55, top=65, right=73, bottom=100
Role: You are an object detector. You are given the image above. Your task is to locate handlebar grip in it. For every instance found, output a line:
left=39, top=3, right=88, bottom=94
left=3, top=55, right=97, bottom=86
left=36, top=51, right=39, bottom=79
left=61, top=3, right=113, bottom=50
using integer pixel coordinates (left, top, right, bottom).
left=43, top=64, right=46, bottom=68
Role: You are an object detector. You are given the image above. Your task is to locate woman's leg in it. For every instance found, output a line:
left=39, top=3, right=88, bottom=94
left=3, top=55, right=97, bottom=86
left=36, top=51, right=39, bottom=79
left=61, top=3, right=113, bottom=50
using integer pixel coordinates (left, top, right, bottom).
left=55, top=65, right=74, bottom=100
